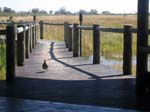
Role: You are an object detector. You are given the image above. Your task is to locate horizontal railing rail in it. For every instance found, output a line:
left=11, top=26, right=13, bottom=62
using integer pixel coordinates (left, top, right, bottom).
left=77, top=26, right=93, bottom=30
left=0, top=22, right=39, bottom=34
left=43, top=22, right=64, bottom=26
left=62, top=22, right=138, bottom=76
left=69, top=24, right=150, bottom=34
left=0, top=21, right=39, bottom=81
left=99, top=27, right=124, bottom=33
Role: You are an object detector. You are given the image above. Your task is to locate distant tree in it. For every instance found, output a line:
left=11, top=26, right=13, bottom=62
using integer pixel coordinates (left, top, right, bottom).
left=78, top=9, right=87, bottom=15
left=16, top=11, right=30, bottom=16
left=11, top=10, right=16, bottom=14
left=49, top=10, right=53, bottom=15
left=39, top=10, right=48, bottom=15
left=66, top=11, right=72, bottom=15
left=102, top=11, right=110, bottom=15
left=55, top=7, right=67, bottom=15
left=59, top=7, right=66, bottom=14
left=3, top=7, right=11, bottom=13
left=3, top=7, right=15, bottom=15
left=31, top=8, right=39, bottom=15
left=89, top=9, right=98, bottom=15
left=54, top=7, right=72, bottom=15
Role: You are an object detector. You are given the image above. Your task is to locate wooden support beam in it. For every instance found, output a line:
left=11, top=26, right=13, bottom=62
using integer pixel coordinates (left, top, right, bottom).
left=73, top=23, right=79, bottom=57
left=33, top=15, right=36, bottom=22
left=29, top=24, right=32, bottom=53
left=17, top=25, right=26, bottom=66
left=35, top=24, right=37, bottom=46
left=68, top=26, right=72, bottom=51
left=6, top=23, right=16, bottom=81
left=136, top=0, right=149, bottom=94
left=25, top=25, right=30, bottom=59
left=93, top=24, right=100, bottom=64
left=40, top=21, right=44, bottom=39
left=35, top=25, right=39, bottom=45
left=64, top=22, right=69, bottom=48
left=32, top=24, right=35, bottom=49
left=79, top=13, right=83, bottom=57
left=123, top=25, right=132, bottom=75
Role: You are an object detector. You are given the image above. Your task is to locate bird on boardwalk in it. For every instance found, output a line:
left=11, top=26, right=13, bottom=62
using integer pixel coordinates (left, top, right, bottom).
left=42, top=59, right=48, bottom=72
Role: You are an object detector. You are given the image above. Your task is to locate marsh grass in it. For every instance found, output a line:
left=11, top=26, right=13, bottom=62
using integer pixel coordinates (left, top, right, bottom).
left=43, top=25, right=64, bottom=41
left=0, top=42, right=6, bottom=80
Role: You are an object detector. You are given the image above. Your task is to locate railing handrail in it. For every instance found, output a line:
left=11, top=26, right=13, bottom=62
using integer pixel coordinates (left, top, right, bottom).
left=77, top=25, right=93, bottom=30
left=68, top=24, right=150, bottom=34
left=0, top=22, right=39, bottom=34
left=0, top=21, right=39, bottom=25
left=43, top=22, right=64, bottom=26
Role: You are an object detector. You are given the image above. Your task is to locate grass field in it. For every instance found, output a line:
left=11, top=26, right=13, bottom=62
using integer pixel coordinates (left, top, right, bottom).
left=0, top=15, right=138, bottom=79
left=0, top=40, right=6, bottom=80
left=34, top=15, right=137, bottom=58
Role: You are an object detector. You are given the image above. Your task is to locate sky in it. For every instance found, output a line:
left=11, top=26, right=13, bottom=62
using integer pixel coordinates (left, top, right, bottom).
left=0, top=0, right=143, bottom=13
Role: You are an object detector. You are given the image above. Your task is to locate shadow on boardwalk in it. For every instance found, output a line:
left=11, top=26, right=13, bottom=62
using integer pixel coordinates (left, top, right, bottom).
left=0, top=77, right=150, bottom=110
left=0, top=41, right=150, bottom=111
left=49, top=42, right=124, bottom=80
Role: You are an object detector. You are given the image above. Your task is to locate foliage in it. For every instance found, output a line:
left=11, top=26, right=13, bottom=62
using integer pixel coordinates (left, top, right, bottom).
left=31, top=8, right=40, bottom=14
left=2, top=7, right=16, bottom=16
left=54, top=7, right=72, bottom=15
left=0, top=6, right=134, bottom=16
left=0, top=41, right=6, bottom=80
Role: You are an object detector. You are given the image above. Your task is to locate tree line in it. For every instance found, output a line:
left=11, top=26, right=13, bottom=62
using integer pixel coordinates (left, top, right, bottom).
left=0, top=6, right=136, bottom=16
left=0, top=7, right=109, bottom=16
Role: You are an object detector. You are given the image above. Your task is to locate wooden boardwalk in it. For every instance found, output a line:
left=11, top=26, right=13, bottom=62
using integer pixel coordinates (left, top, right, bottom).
left=0, top=40, right=150, bottom=111
left=16, top=40, right=123, bottom=80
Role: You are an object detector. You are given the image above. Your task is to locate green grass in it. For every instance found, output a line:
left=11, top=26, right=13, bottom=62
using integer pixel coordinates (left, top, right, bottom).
left=0, top=42, right=6, bottom=80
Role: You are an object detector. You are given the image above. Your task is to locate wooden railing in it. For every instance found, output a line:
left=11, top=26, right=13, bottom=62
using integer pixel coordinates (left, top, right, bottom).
left=64, top=23, right=137, bottom=75
left=39, top=21, right=137, bottom=75
left=1, top=19, right=148, bottom=81
left=0, top=22, right=39, bottom=81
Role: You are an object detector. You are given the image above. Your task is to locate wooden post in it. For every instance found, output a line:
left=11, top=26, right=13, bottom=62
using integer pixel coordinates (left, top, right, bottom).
left=33, top=15, right=36, bottom=22
left=123, top=25, right=132, bottom=75
left=66, top=22, right=71, bottom=51
left=79, top=13, right=83, bottom=56
left=136, top=0, right=149, bottom=94
left=40, top=21, right=43, bottom=39
left=25, top=25, right=30, bottom=58
left=64, top=22, right=68, bottom=48
left=68, top=26, right=72, bottom=51
left=93, top=24, right=100, bottom=64
left=6, top=23, right=16, bottom=81
left=73, top=23, right=79, bottom=57
left=32, top=24, right=35, bottom=49
left=35, top=23, right=37, bottom=45
left=17, top=25, right=26, bottom=66
left=30, top=24, right=32, bottom=53
left=33, top=23, right=37, bottom=46
left=66, top=22, right=70, bottom=49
